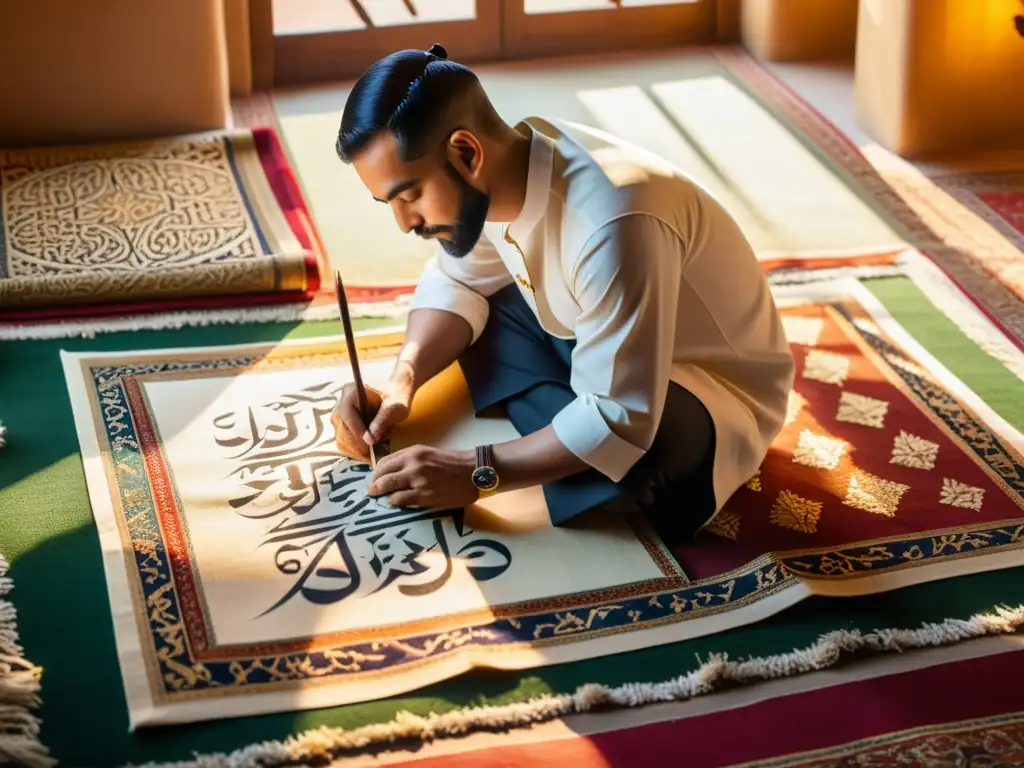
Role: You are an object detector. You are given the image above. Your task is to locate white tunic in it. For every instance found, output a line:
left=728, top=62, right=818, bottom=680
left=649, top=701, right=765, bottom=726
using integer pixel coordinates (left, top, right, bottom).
left=409, top=117, right=795, bottom=519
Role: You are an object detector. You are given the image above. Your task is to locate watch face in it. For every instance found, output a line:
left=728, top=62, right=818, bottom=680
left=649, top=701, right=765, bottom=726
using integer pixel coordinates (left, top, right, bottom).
left=472, top=466, right=499, bottom=491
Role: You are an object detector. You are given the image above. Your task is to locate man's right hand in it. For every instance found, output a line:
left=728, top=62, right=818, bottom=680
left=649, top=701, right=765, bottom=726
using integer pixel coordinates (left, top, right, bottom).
left=331, top=377, right=413, bottom=462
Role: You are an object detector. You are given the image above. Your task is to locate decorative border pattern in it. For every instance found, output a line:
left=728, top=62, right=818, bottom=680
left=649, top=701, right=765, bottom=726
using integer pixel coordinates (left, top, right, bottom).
left=77, top=303, right=1024, bottom=704
left=715, top=49, right=1024, bottom=347
left=133, top=606, right=1024, bottom=768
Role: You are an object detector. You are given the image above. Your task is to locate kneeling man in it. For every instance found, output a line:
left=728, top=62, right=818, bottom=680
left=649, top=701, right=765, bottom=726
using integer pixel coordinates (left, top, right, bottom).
left=332, top=45, right=794, bottom=540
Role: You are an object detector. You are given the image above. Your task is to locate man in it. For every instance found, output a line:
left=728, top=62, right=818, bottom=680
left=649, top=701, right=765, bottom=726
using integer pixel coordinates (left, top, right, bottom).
left=331, top=44, right=794, bottom=540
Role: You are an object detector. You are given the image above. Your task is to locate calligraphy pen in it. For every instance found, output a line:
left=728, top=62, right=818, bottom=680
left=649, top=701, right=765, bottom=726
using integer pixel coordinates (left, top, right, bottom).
left=335, top=271, right=391, bottom=468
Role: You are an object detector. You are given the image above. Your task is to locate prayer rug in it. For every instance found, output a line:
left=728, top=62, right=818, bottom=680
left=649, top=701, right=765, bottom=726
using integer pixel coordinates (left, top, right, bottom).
left=676, top=278, right=1024, bottom=586
left=62, top=278, right=1024, bottom=730
left=4, top=274, right=1021, bottom=767
left=861, top=149, right=1024, bottom=308
left=373, top=644, right=1024, bottom=768
left=717, top=49, right=1024, bottom=346
left=0, top=128, right=324, bottom=320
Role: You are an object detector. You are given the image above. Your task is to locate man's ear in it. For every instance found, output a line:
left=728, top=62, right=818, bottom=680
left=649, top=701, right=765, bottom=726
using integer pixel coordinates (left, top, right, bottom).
left=445, top=129, right=484, bottom=179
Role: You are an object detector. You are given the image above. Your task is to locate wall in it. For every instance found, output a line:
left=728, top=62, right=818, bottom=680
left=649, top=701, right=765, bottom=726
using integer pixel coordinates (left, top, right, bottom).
left=0, top=0, right=230, bottom=146
left=224, top=0, right=254, bottom=97
left=741, top=0, right=860, bottom=61
left=855, top=0, right=1024, bottom=156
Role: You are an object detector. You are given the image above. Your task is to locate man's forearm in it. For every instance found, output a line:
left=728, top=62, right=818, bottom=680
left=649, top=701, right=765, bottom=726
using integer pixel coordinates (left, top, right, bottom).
left=394, top=308, right=475, bottom=393
left=487, top=426, right=591, bottom=492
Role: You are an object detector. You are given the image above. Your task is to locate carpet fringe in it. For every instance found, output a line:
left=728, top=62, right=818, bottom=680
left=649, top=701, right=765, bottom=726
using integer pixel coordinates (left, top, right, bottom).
left=0, top=296, right=412, bottom=341
left=0, top=555, right=55, bottom=768
left=130, top=605, right=1024, bottom=768
left=0, top=422, right=6, bottom=450
left=0, top=265, right=906, bottom=343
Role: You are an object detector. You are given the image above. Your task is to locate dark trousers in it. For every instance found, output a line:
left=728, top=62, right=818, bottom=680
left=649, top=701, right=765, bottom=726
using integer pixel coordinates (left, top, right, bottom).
left=458, top=285, right=717, bottom=541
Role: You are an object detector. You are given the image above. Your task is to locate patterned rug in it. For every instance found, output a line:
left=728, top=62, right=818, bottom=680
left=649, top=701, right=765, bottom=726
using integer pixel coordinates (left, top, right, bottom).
left=717, top=50, right=1024, bottom=347
left=365, top=643, right=1024, bottom=768
left=0, top=128, right=324, bottom=321
left=862, top=149, right=1024, bottom=307
left=60, top=279, right=1024, bottom=731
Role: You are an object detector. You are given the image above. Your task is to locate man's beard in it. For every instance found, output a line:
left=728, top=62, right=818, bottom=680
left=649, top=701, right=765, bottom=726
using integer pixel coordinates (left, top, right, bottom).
left=414, top=162, right=489, bottom=259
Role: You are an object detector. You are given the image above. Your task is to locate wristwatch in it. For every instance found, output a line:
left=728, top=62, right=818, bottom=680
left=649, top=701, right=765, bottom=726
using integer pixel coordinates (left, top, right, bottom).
left=471, top=444, right=500, bottom=498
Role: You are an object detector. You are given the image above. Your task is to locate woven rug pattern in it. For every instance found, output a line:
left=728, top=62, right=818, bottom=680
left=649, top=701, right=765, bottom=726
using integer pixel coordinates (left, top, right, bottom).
left=0, top=128, right=322, bottom=320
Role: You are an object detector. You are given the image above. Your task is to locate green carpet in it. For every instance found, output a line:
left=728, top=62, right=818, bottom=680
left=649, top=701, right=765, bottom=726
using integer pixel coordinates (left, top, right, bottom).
left=1, top=276, right=1022, bottom=767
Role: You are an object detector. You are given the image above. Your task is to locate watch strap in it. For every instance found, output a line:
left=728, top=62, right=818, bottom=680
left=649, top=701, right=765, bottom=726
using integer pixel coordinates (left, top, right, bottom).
left=475, top=444, right=493, bottom=469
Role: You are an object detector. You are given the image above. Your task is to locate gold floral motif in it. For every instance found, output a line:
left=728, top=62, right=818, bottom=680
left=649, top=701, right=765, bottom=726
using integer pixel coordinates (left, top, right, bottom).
left=755, top=564, right=784, bottom=591
left=802, top=349, right=850, bottom=386
left=835, top=391, right=889, bottom=429
left=890, top=430, right=939, bottom=470
left=380, top=629, right=501, bottom=659
left=667, top=580, right=737, bottom=614
left=843, top=471, right=910, bottom=517
left=746, top=469, right=762, bottom=491
left=787, top=545, right=894, bottom=576
left=930, top=531, right=1000, bottom=555
left=770, top=490, right=823, bottom=533
left=781, top=316, right=824, bottom=346
left=939, top=478, right=985, bottom=511
left=531, top=607, right=623, bottom=639
left=793, top=429, right=848, bottom=470
left=785, top=390, right=809, bottom=426
left=705, top=509, right=742, bottom=540
left=901, top=544, right=925, bottom=560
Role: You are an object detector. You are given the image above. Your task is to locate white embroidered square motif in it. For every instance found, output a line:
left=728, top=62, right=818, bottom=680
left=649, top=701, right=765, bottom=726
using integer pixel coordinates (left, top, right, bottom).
left=785, top=390, right=809, bottom=426
left=793, top=430, right=847, bottom=470
left=782, top=316, right=824, bottom=347
left=836, top=392, right=889, bottom=429
left=890, top=431, right=939, bottom=470
left=803, top=350, right=850, bottom=386
left=843, top=470, right=910, bottom=517
left=940, top=478, right=984, bottom=511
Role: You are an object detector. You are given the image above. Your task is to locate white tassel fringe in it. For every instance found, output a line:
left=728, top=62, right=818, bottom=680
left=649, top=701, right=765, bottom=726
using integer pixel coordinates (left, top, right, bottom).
left=0, top=295, right=412, bottom=342
left=0, top=555, right=54, bottom=768
left=0, top=422, right=6, bottom=450
left=130, top=605, right=1023, bottom=768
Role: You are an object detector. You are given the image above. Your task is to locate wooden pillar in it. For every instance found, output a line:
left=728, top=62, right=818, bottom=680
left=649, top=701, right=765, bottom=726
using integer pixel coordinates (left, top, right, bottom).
left=0, top=0, right=230, bottom=146
left=855, top=0, right=1024, bottom=157
left=716, top=0, right=743, bottom=43
left=224, top=0, right=254, bottom=97
left=741, top=0, right=859, bottom=61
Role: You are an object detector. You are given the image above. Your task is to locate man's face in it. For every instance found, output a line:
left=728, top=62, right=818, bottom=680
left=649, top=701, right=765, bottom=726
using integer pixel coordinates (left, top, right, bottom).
left=352, top=132, right=489, bottom=258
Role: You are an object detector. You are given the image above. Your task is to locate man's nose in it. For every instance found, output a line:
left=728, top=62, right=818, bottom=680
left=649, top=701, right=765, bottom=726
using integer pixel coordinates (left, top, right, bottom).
left=392, top=205, right=423, bottom=235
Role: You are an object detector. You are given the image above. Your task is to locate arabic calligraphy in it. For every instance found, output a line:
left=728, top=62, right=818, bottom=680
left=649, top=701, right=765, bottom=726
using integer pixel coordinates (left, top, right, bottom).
left=212, top=381, right=512, bottom=616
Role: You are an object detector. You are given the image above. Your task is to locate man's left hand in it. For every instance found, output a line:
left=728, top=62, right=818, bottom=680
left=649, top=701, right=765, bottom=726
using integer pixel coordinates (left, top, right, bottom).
left=368, top=445, right=479, bottom=509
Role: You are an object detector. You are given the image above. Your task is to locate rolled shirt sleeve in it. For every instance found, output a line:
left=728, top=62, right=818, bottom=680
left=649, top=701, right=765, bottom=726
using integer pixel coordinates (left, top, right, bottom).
left=551, top=213, right=683, bottom=482
left=407, top=234, right=513, bottom=344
